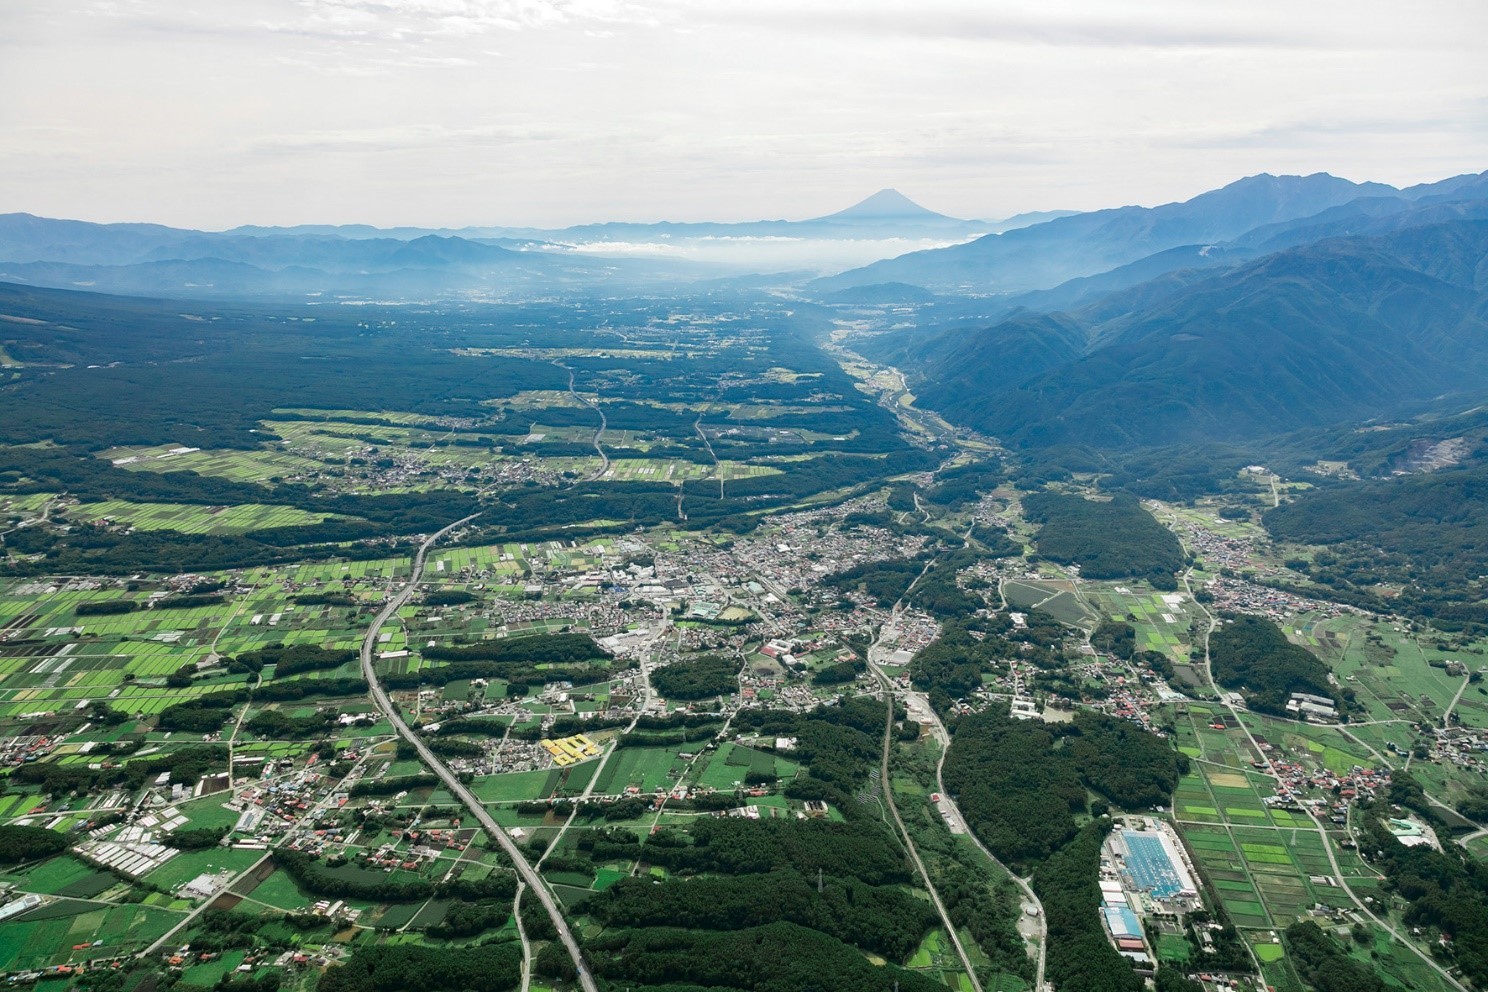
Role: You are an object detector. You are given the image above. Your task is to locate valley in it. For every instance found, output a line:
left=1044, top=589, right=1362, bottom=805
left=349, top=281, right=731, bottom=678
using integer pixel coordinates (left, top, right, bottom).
left=5, top=170, right=1488, bottom=992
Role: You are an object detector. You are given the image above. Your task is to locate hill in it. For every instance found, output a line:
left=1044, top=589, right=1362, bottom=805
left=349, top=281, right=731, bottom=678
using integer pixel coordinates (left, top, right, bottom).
left=894, top=220, right=1488, bottom=451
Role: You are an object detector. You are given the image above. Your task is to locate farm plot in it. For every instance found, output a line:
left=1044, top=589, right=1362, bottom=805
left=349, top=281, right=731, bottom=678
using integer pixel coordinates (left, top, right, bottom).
left=1304, top=614, right=1488, bottom=729
left=101, top=444, right=324, bottom=484
left=1090, top=584, right=1198, bottom=662
left=592, top=746, right=691, bottom=796
left=693, top=742, right=800, bottom=791
left=65, top=499, right=337, bottom=535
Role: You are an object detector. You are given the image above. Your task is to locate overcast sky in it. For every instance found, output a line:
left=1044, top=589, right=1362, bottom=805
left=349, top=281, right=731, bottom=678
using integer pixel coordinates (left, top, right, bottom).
left=2, top=0, right=1486, bottom=229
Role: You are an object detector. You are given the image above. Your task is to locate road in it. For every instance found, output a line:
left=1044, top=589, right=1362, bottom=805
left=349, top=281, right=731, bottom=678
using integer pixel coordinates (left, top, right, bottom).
left=535, top=623, right=668, bottom=871
left=867, top=611, right=1048, bottom=991
left=359, top=513, right=600, bottom=992
left=867, top=633, right=983, bottom=992
left=141, top=851, right=272, bottom=957
left=1178, top=561, right=1468, bottom=991
left=556, top=363, right=609, bottom=481
left=1443, top=674, right=1472, bottom=728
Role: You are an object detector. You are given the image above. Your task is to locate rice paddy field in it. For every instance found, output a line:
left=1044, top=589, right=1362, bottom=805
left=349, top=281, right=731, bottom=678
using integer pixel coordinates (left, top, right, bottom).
left=1160, top=699, right=1458, bottom=990
left=1170, top=704, right=1364, bottom=933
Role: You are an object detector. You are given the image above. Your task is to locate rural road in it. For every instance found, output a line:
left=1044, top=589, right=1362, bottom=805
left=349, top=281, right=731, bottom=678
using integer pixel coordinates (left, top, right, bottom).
left=556, top=362, right=609, bottom=481
left=1178, top=559, right=1468, bottom=992
left=867, top=623, right=984, bottom=992
left=360, top=513, right=600, bottom=992
left=868, top=612, right=1049, bottom=991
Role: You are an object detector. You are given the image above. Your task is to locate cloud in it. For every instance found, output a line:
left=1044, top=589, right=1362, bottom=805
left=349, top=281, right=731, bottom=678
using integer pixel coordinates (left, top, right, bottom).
left=678, top=0, right=1323, bottom=50
left=279, top=0, right=656, bottom=39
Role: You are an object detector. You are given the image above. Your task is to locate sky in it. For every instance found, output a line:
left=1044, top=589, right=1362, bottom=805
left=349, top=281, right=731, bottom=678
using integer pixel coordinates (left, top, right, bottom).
left=2, top=0, right=1486, bottom=229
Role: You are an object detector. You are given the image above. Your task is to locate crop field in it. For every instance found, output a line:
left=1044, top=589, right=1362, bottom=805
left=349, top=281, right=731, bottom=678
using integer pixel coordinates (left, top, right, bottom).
left=64, top=498, right=337, bottom=534
left=1170, top=703, right=1380, bottom=945
left=1299, top=613, right=1488, bottom=729
left=598, top=458, right=782, bottom=484
left=592, top=745, right=691, bottom=795
left=1001, top=579, right=1096, bottom=627
left=693, top=742, right=800, bottom=791
left=100, top=443, right=325, bottom=484
left=1090, top=584, right=1198, bottom=661
left=471, top=768, right=570, bottom=803
left=1168, top=503, right=1269, bottom=543
left=0, top=902, right=183, bottom=971
left=143, top=847, right=266, bottom=892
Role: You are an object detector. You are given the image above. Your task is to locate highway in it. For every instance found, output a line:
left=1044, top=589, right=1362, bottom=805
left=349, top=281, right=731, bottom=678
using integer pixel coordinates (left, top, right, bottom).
left=359, top=513, right=600, bottom=992
left=868, top=633, right=984, bottom=992
left=867, top=611, right=1049, bottom=991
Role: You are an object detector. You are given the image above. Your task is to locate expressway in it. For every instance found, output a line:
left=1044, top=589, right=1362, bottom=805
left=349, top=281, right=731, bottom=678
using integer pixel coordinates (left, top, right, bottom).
left=359, top=513, right=600, bottom=992
left=867, top=611, right=1049, bottom=991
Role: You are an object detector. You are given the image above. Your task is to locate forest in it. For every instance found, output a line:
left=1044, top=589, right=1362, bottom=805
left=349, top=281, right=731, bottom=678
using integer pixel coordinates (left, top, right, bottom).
left=1358, top=811, right=1488, bottom=985
left=0, top=824, right=69, bottom=863
left=942, top=709, right=1185, bottom=867
left=1209, top=614, right=1342, bottom=715
left=1283, top=921, right=1386, bottom=992
left=1032, top=822, right=1144, bottom=992
left=584, top=920, right=948, bottom=992
left=587, top=867, right=937, bottom=962
left=1022, top=490, right=1185, bottom=584
left=317, top=942, right=522, bottom=992
left=650, top=654, right=740, bottom=699
left=1265, top=464, right=1488, bottom=631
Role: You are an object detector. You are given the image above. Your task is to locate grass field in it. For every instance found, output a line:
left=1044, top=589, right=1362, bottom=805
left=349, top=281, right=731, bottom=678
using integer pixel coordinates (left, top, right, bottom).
left=592, top=746, right=689, bottom=795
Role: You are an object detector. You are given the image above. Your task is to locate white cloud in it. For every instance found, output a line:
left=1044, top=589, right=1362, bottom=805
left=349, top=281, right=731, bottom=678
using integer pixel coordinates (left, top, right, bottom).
left=0, top=0, right=1484, bottom=228
left=282, top=0, right=655, bottom=39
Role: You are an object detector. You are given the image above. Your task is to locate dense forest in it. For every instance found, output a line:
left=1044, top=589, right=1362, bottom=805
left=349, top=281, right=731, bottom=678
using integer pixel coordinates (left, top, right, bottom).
left=1209, top=614, right=1342, bottom=715
left=1033, top=822, right=1144, bottom=992
left=1023, top=491, right=1185, bottom=584
left=587, top=867, right=937, bottom=962
left=318, top=942, right=522, bottom=992
left=0, top=824, right=69, bottom=863
left=1358, top=810, right=1488, bottom=985
left=585, top=920, right=947, bottom=992
left=650, top=654, right=740, bottom=700
left=1265, top=464, right=1488, bottom=631
left=942, top=709, right=1185, bottom=868
left=1283, top=920, right=1386, bottom=992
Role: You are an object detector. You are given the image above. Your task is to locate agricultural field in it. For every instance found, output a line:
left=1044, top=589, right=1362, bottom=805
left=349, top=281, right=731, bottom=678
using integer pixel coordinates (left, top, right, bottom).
left=63, top=498, right=338, bottom=534
left=1090, top=583, right=1201, bottom=663
left=1000, top=578, right=1096, bottom=627
left=99, top=443, right=326, bottom=485
left=1160, top=700, right=1462, bottom=992
left=1298, top=613, right=1488, bottom=729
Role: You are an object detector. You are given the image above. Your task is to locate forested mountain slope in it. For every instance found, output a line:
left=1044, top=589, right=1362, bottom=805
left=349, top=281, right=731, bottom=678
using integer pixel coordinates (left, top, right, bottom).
left=894, top=220, right=1488, bottom=450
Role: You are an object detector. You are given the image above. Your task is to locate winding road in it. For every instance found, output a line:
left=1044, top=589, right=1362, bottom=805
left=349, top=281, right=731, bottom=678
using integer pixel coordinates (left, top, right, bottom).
left=359, top=513, right=600, bottom=992
left=1177, top=557, right=1468, bottom=991
left=556, top=363, right=609, bottom=481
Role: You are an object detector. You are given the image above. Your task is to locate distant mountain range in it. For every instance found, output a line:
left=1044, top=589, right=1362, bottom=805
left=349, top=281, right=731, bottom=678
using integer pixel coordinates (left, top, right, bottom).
left=811, top=170, right=1488, bottom=296
left=0, top=190, right=1059, bottom=299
